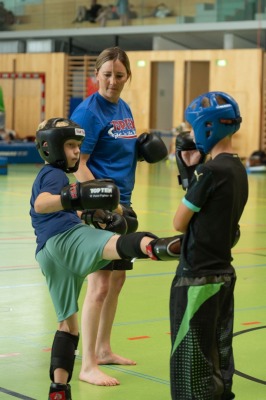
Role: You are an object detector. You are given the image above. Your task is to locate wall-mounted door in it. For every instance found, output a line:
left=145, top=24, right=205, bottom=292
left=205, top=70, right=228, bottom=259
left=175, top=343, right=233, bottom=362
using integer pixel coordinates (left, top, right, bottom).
left=150, top=61, right=174, bottom=130
left=0, top=77, right=42, bottom=138
left=184, top=61, right=210, bottom=109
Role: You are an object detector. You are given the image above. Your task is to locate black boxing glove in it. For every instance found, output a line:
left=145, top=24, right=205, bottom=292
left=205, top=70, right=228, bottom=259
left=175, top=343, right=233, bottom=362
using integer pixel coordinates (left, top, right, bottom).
left=81, top=209, right=128, bottom=234
left=137, top=132, right=168, bottom=163
left=61, top=179, right=119, bottom=211
left=121, top=205, right=138, bottom=233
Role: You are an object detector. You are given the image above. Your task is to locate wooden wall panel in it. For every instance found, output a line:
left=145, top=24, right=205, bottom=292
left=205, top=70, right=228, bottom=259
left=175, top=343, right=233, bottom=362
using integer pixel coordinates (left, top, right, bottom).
left=261, top=53, right=266, bottom=151
left=0, top=53, right=66, bottom=138
left=14, top=79, right=41, bottom=137
left=184, top=61, right=210, bottom=106
left=0, top=49, right=263, bottom=157
left=124, top=49, right=263, bottom=158
left=0, top=79, right=13, bottom=130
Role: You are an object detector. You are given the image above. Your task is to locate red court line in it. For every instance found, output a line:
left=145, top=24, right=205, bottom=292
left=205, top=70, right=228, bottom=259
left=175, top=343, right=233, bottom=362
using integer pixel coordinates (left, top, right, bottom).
left=128, top=336, right=150, bottom=340
left=42, top=348, right=51, bottom=352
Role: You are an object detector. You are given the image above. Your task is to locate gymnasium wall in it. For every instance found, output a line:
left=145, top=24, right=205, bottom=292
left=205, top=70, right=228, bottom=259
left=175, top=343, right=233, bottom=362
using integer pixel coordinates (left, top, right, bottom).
left=0, top=52, right=66, bottom=137
left=124, top=49, right=263, bottom=158
left=0, top=48, right=263, bottom=158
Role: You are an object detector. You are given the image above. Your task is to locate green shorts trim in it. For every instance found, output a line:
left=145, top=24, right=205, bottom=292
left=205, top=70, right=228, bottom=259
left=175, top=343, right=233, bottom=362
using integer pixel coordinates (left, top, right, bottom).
left=36, top=224, right=114, bottom=322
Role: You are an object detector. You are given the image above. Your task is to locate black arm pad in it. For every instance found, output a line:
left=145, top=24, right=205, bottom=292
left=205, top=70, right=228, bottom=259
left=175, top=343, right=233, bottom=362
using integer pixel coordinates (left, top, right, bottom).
left=61, top=179, right=120, bottom=211
left=137, top=132, right=168, bottom=163
left=175, top=132, right=206, bottom=190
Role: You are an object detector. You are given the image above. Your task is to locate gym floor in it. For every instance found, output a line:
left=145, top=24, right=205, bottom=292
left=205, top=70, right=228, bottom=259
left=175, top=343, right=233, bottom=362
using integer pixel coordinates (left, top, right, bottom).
left=0, top=160, right=266, bottom=400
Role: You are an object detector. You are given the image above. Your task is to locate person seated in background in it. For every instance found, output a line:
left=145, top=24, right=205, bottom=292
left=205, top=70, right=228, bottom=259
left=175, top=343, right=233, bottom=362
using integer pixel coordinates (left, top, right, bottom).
left=72, top=0, right=102, bottom=23
left=0, top=113, right=16, bottom=143
left=0, top=114, right=35, bottom=143
left=246, top=149, right=266, bottom=168
left=0, top=1, right=15, bottom=30
left=0, top=128, right=16, bottom=142
left=145, top=3, right=171, bottom=19
left=154, top=3, right=171, bottom=18
left=95, top=5, right=119, bottom=27
left=129, top=3, right=138, bottom=19
left=168, top=122, right=189, bottom=162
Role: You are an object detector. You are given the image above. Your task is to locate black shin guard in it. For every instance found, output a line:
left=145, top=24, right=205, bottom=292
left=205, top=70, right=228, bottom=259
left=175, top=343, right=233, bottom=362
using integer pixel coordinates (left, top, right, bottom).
left=116, top=232, right=158, bottom=260
left=50, top=331, right=79, bottom=383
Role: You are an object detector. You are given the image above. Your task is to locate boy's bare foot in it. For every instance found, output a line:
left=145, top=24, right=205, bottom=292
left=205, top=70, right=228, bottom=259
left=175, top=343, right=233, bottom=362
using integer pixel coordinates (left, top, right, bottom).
left=97, top=352, right=137, bottom=365
left=79, top=367, right=120, bottom=386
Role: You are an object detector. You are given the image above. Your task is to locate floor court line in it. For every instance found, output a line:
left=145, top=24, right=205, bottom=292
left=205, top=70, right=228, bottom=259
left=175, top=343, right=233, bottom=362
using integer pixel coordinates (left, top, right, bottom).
left=0, top=387, right=36, bottom=400
left=234, top=326, right=266, bottom=385
left=101, top=364, right=170, bottom=385
left=1, top=163, right=266, bottom=399
left=234, top=371, right=266, bottom=385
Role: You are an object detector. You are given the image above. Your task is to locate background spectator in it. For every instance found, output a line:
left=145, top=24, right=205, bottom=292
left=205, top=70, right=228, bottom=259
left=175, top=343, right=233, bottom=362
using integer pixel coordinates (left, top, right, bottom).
left=116, top=0, right=130, bottom=26
left=146, top=3, right=171, bottom=18
left=95, top=5, right=119, bottom=27
left=0, top=1, right=15, bottom=30
left=73, top=0, right=102, bottom=23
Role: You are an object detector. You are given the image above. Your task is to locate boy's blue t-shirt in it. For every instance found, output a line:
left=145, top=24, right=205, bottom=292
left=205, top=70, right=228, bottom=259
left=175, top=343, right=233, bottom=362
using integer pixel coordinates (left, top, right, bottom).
left=30, top=164, right=81, bottom=255
left=70, top=92, right=138, bottom=204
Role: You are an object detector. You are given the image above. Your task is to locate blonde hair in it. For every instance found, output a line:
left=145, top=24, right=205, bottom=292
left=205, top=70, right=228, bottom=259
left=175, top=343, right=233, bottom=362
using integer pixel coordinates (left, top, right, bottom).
left=95, top=47, right=132, bottom=81
left=37, top=118, right=72, bottom=131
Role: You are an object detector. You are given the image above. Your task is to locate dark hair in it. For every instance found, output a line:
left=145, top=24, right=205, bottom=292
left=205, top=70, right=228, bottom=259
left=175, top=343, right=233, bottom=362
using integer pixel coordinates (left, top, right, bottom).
left=95, top=47, right=132, bottom=81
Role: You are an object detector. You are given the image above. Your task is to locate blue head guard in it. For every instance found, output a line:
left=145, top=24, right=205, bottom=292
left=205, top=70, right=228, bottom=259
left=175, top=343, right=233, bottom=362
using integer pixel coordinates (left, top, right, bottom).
left=185, top=91, right=242, bottom=154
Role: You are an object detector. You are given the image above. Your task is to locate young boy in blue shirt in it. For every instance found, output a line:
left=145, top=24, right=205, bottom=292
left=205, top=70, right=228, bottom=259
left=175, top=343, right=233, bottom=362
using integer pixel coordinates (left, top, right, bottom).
left=30, top=117, right=180, bottom=400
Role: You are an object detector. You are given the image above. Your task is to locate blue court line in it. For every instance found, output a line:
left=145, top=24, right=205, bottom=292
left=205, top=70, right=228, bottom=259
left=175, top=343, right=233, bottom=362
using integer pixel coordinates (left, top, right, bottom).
left=127, top=271, right=175, bottom=278
left=2, top=262, right=266, bottom=288
left=104, top=365, right=170, bottom=385
left=0, top=265, right=39, bottom=273
left=1, top=257, right=264, bottom=273
left=0, top=242, right=36, bottom=245
left=235, top=262, right=266, bottom=269
left=0, top=283, right=45, bottom=289
left=76, top=355, right=170, bottom=386
left=0, top=387, right=36, bottom=400
left=235, top=304, right=266, bottom=312
left=113, top=316, right=169, bottom=326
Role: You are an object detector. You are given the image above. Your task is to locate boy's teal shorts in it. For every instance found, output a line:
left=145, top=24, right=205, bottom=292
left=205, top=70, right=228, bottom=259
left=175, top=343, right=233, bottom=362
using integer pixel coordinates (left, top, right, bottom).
left=36, top=224, right=114, bottom=322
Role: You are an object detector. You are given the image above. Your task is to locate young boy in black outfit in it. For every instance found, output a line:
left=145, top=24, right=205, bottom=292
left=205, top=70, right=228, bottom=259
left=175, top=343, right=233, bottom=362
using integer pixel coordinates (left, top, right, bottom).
left=171, top=91, right=248, bottom=400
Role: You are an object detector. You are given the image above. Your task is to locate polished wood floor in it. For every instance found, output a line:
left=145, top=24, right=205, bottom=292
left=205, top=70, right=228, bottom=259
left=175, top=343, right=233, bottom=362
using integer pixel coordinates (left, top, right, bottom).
left=0, top=161, right=266, bottom=400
